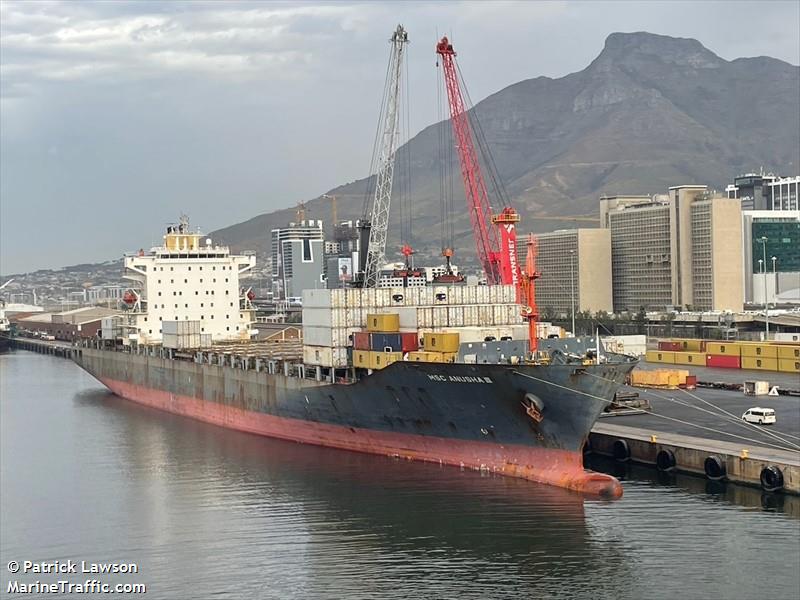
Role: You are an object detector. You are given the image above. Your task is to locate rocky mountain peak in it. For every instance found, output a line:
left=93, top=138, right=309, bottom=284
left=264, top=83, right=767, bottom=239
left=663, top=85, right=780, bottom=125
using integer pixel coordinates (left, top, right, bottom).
left=595, top=31, right=723, bottom=69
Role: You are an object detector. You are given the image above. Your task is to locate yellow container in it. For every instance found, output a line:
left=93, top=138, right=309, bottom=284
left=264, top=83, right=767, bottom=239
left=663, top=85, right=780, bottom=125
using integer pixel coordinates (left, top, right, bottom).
left=779, top=359, right=799, bottom=373
left=630, top=369, right=689, bottom=388
left=366, top=313, right=400, bottom=333
left=674, top=351, right=706, bottom=365
left=740, top=344, right=778, bottom=358
left=645, top=351, right=675, bottom=364
left=353, top=350, right=370, bottom=369
left=368, top=351, right=403, bottom=369
left=777, top=346, right=800, bottom=360
left=672, top=339, right=705, bottom=352
left=705, top=342, right=740, bottom=356
left=437, top=351, right=458, bottom=363
left=423, top=332, right=460, bottom=353
left=407, top=351, right=443, bottom=363
left=741, top=356, right=779, bottom=371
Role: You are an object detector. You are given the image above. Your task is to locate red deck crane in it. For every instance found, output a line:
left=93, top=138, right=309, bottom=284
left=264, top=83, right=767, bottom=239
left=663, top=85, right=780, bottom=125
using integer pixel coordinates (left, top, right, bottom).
left=436, top=36, right=537, bottom=346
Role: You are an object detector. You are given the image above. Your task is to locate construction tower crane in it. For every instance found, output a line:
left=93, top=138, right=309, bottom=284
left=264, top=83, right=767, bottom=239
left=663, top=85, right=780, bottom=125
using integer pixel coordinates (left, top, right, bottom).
left=360, top=24, right=409, bottom=288
left=435, top=36, right=521, bottom=287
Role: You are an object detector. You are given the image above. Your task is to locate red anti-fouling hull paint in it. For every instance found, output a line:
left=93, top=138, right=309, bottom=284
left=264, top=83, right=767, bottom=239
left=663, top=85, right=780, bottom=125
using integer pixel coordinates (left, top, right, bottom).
left=100, top=376, right=622, bottom=498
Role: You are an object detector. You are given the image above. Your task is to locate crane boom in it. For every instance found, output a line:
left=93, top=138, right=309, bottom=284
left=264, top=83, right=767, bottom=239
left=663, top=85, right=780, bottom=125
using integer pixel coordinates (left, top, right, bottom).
left=435, top=36, right=503, bottom=284
left=363, top=25, right=409, bottom=288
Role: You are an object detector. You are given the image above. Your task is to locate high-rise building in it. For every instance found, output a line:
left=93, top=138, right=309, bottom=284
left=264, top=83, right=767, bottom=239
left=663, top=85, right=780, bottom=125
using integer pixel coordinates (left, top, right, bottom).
left=534, top=229, right=613, bottom=317
left=726, top=173, right=799, bottom=211
left=604, top=186, right=743, bottom=312
left=271, top=220, right=325, bottom=300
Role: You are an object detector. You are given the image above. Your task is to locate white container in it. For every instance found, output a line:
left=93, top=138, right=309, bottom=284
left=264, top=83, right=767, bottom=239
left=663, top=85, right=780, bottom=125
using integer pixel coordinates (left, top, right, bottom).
left=447, top=306, right=464, bottom=327
left=346, top=288, right=361, bottom=308
left=395, top=307, right=418, bottom=330
left=475, top=286, right=490, bottom=303
left=462, top=286, right=477, bottom=305
left=433, top=286, right=448, bottom=304
left=303, top=345, right=349, bottom=368
left=302, top=326, right=356, bottom=348
left=303, top=289, right=345, bottom=309
left=417, top=307, right=434, bottom=328
left=476, top=305, right=493, bottom=326
left=433, top=306, right=448, bottom=328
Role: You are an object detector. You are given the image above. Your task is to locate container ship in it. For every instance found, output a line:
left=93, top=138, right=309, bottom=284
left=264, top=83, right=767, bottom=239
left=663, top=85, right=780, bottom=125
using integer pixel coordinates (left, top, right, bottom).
left=73, top=221, right=636, bottom=498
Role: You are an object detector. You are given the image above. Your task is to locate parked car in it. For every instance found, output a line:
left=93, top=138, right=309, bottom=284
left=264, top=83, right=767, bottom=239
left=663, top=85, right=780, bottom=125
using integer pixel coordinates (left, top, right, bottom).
left=742, top=407, right=776, bottom=425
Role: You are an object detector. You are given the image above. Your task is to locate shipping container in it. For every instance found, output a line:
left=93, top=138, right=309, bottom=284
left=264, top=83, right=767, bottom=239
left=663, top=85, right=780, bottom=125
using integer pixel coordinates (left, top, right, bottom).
left=776, top=345, right=800, bottom=360
left=679, top=339, right=706, bottom=352
left=674, top=351, right=706, bottom=365
left=417, top=307, right=434, bottom=328
left=370, top=332, right=402, bottom=352
left=395, top=307, right=418, bottom=330
left=407, top=351, right=442, bottom=363
left=705, top=342, right=740, bottom=356
left=345, top=288, right=361, bottom=308
left=400, top=332, right=419, bottom=353
left=462, top=286, right=477, bottom=305
left=779, top=359, right=800, bottom=373
left=302, top=326, right=356, bottom=348
left=645, top=351, right=675, bottom=364
left=303, top=345, right=349, bottom=368
left=705, top=354, right=741, bottom=369
left=162, top=320, right=201, bottom=335
left=630, top=369, right=690, bottom=389
left=741, top=356, right=779, bottom=371
left=774, top=333, right=800, bottom=343
left=658, top=341, right=683, bottom=351
left=447, top=306, right=465, bottom=327
left=369, top=351, right=403, bottom=370
left=374, top=288, right=391, bottom=307
left=740, top=344, right=779, bottom=359
left=353, top=350, right=370, bottom=368
left=353, top=332, right=371, bottom=350
left=366, top=313, right=399, bottom=332
left=423, top=332, right=460, bottom=353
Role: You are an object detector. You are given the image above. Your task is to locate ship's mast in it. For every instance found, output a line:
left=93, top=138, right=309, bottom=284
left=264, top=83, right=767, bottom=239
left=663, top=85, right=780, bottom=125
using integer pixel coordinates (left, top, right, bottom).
left=362, top=25, right=409, bottom=288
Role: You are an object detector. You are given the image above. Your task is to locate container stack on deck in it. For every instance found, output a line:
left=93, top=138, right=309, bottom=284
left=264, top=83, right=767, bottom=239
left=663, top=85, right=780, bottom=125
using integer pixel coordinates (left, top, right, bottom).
left=646, top=339, right=799, bottom=374
left=302, top=285, right=523, bottom=368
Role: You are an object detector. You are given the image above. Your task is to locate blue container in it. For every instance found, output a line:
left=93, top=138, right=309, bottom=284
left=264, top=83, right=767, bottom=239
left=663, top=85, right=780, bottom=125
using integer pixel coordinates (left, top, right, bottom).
left=370, top=333, right=402, bottom=352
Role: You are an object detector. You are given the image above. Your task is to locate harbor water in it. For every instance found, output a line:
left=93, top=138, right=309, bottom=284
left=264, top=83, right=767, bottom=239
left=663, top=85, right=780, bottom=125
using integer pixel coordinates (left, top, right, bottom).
left=2, top=351, right=799, bottom=599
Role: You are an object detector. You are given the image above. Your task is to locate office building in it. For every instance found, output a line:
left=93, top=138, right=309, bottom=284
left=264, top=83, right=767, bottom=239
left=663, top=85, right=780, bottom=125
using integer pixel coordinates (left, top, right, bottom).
left=604, top=186, right=743, bottom=312
left=535, top=229, right=613, bottom=317
left=726, top=173, right=799, bottom=211
left=271, top=220, right=325, bottom=299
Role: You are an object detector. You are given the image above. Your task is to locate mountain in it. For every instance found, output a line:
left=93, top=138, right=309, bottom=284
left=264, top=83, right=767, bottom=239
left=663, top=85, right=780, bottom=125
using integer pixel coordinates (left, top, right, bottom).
left=212, top=31, right=800, bottom=268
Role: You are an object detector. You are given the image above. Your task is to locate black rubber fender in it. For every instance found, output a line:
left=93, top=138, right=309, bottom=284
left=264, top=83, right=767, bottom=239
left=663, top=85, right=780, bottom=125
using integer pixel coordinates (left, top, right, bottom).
left=760, top=466, right=784, bottom=492
left=704, top=455, right=727, bottom=481
left=656, top=449, right=677, bottom=472
left=612, top=439, right=630, bottom=462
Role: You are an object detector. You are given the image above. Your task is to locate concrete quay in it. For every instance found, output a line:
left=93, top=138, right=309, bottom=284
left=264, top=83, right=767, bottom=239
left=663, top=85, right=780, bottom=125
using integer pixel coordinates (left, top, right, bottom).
left=590, top=421, right=800, bottom=495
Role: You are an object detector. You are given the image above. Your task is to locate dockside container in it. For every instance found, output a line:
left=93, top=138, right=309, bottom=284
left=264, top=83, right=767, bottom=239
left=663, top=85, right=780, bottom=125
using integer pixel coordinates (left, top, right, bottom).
left=741, top=356, right=779, bottom=371
left=302, top=326, right=356, bottom=348
left=674, top=351, right=706, bottom=366
left=400, top=332, right=419, bottom=353
left=423, top=332, right=460, bottom=353
left=677, top=339, right=706, bottom=352
left=740, top=344, right=779, bottom=359
left=779, top=359, right=800, bottom=373
left=658, top=341, right=683, bottom=351
left=777, top=345, right=800, bottom=360
left=705, top=354, right=741, bottom=369
left=367, top=313, right=399, bottom=333
left=645, top=351, right=676, bottom=364
left=705, top=342, right=740, bottom=356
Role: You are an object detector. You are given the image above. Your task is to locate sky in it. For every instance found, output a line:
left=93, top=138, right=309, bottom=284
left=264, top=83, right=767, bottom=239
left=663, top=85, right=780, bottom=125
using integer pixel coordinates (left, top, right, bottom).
left=1, top=0, right=799, bottom=275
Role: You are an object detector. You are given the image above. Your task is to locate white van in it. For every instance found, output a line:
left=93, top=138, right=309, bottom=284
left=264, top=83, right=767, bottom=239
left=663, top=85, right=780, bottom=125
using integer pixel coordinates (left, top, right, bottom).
left=742, top=407, right=776, bottom=425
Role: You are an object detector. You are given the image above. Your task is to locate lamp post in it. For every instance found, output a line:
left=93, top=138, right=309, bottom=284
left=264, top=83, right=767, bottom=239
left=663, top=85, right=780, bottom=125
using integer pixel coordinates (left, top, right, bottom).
left=758, top=236, right=768, bottom=338
left=772, top=256, right=778, bottom=301
left=569, top=249, right=576, bottom=335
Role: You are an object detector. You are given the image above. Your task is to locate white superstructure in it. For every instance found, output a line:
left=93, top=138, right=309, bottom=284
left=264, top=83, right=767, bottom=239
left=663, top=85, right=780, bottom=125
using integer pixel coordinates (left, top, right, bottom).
left=122, top=217, right=256, bottom=345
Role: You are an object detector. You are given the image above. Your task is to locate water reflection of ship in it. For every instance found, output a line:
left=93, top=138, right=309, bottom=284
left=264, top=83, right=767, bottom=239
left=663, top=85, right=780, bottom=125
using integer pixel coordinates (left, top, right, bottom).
left=82, top=386, right=595, bottom=556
